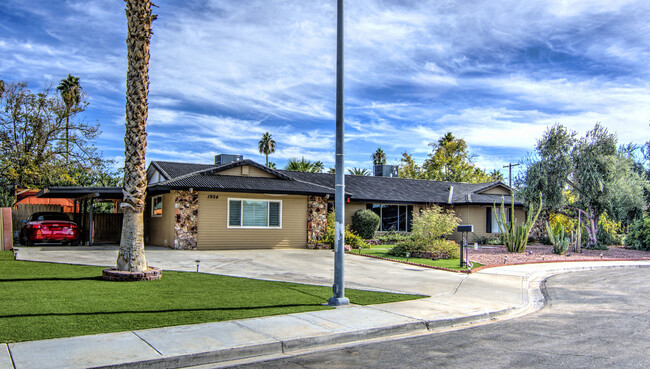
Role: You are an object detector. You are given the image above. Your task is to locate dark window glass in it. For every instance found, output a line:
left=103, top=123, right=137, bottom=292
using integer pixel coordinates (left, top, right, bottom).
left=269, top=202, right=280, bottom=227
left=381, top=205, right=398, bottom=231
left=407, top=205, right=413, bottom=232
left=33, top=213, right=70, bottom=221
left=229, top=200, right=241, bottom=226
left=398, top=205, right=407, bottom=231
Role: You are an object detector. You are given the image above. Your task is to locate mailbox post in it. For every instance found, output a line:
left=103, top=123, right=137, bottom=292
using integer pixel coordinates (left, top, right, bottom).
left=456, top=225, right=474, bottom=267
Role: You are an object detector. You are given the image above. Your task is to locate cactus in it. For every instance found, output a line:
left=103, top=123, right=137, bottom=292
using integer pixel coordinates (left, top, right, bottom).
left=495, top=193, right=542, bottom=253
left=546, top=221, right=570, bottom=255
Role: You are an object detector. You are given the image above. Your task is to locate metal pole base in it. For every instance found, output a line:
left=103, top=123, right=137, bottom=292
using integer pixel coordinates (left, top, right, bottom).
left=327, top=296, right=350, bottom=306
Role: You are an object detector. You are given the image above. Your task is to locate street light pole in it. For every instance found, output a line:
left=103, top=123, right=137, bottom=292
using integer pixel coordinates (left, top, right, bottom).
left=329, top=0, right=349, bottom=306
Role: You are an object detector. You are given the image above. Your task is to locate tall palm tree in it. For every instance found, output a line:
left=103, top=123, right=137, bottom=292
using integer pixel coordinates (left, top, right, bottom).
left=117, top=0, right=156, bottom=273
left=348, top=167, right=370, bottom=176
left=372, top=147, right=386, bottom=165
left=258, top=132, right=276, bottom=167
left=57, top=74, right=81, bottom=164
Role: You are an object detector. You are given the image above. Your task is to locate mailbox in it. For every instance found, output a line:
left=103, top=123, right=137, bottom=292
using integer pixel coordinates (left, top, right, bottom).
left=457, top=225, right=474, bottom=233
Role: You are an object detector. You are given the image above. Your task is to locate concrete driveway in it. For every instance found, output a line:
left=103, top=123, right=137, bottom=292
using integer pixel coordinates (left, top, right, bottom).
left=13, top=246, right=465, bottom=293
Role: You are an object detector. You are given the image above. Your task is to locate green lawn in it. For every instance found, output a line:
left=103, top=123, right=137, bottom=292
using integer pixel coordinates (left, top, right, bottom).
left=352, top=245, right=482, bottom=271
left=0, top=251, right=424, bottom=343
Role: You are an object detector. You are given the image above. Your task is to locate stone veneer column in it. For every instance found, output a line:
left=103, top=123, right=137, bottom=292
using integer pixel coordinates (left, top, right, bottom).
left=174, top=191, right=199, bottom=250
left=307, top=196, right=328, bottom=247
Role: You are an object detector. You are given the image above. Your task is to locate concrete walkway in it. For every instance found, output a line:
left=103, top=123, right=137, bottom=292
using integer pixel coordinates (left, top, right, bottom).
left=3, top=247, right=649, bottom=369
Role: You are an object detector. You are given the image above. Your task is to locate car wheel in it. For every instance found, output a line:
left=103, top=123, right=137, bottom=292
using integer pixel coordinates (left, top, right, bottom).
left=71, top=239, right=81, bottom=246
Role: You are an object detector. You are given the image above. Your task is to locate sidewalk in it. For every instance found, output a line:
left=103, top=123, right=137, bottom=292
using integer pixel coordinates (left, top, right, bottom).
left=3, top=251, right=649, bottom=369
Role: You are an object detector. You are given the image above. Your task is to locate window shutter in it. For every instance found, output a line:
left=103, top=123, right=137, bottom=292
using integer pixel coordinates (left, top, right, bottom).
left=229, top=200, right=241, bottom=226
left=269, top=202, right=280, bottom=227
left=486, top=207, right=492, bottom=233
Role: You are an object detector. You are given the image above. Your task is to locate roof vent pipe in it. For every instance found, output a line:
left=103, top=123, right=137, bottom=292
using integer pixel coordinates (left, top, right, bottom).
left=448, top=186, right=454, bottom=204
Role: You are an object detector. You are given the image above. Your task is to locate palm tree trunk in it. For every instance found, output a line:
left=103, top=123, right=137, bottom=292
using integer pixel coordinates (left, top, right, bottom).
left=117, top=0, right=156, bottom=272
left=265, top=153, right=268, bottom=167
left=65, top=115, right=69, bottom=165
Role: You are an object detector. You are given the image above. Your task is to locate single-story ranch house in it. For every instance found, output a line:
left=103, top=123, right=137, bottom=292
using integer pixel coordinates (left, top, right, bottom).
left=138, top=155, right=525, bottom=250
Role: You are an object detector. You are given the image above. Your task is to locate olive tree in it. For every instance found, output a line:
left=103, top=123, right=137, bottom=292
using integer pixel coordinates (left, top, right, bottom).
left=518, top=124, right=647, bottom=248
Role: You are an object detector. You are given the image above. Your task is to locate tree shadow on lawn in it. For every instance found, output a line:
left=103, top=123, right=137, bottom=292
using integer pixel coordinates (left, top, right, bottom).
left=1, top=304, right=328, bottom=319
left=0, top=276, right=104, bottom=282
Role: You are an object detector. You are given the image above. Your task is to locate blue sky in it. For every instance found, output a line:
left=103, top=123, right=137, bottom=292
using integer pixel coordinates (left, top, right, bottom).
left=1, top=0, right=649, bottom=179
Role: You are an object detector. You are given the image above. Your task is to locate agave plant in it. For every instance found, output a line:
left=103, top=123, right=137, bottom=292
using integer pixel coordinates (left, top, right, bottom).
left=546, top=221, right=570, bottom=255
left=495, top=193, right=542, bottom=253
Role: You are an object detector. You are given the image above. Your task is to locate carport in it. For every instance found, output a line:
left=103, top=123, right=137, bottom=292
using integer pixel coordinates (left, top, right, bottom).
left=36, top=187, right=124, bottom=245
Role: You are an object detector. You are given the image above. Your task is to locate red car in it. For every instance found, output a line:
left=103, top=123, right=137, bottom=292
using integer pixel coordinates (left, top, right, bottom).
left=20, top=212, right=81, bottom=246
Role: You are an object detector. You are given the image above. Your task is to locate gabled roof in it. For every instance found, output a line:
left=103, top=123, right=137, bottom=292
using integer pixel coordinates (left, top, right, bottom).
left=146, top=160, right=523, bottom=206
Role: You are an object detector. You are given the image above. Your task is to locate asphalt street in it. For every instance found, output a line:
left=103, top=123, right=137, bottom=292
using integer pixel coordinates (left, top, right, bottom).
left=230, top=267, right=650, bottom=369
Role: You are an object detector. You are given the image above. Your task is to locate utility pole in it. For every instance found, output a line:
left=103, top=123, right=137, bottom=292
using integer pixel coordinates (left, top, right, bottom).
left=502, top=163, right=520, bottom=188
left=329, top=0, right=349, bottom=306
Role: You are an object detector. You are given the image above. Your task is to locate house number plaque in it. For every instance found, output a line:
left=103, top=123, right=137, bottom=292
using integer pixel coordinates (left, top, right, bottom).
left=207, top=195, right=219, bottom=199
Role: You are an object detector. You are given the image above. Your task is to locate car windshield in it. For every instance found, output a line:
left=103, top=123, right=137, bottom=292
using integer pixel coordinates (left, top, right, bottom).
left=31, top=213, right=71, bottom=222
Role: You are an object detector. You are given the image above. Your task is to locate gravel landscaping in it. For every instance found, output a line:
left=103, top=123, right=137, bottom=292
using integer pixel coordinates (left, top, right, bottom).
left=467, top=244, right=650, bottom=267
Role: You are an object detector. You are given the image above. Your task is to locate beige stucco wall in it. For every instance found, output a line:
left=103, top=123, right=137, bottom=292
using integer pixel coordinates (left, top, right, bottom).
left=450, top=204, right=526, bottom=244
left=344, top=202, right=367, bottom=226
left=218, top=166, right=276, bottom=178
left=481, top=186, right=511, bottom=195
left=197, top=191, right=308, bottom=249
left=147, top=192, right=176, bottom=248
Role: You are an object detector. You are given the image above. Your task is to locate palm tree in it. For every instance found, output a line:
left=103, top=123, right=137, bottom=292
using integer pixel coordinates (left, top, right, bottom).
left=57, top=74, right=81, bottom=164
left=348, top=167, right=370, bottom=176
left=117, top=0, right=157, bottom=273
left=488, top=169, right=505, bottom=181
left=267, top=162, right=276, bottom=169
left=258, top=132, right=276, bottom=167
left=285, top=158, right=323, bottom=172
left=372, top=147, right=386, bottom=165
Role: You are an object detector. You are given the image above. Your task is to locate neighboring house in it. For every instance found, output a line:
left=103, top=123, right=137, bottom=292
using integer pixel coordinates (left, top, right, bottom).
left=143, top=156, right=525, bottom=250
left=14, top=188, right=75, bottom=212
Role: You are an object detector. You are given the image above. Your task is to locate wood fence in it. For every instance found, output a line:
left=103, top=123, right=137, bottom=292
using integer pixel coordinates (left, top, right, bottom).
left=1, top=208, right=13, bottom=250
left=11, top=204, right=122, bottom=244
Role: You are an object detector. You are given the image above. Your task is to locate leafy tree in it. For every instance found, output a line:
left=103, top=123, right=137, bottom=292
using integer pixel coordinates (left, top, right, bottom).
left=0, top=79, right=111, bottom=189
left=398, top=152, right=424, bottom=179
left=372, top=147, right=386, bottom=165
left=57, top=74, right=83, bottom=164
left=518, top=123, right=648, bottom=248
left=257, top=131, right=276, bottom=167
left=423, top=132, right=486, bottom=182
left=327, top=167, right=336, bottom=174
left=117, top=0, right=157, bottom=273
left=348, top=167, right=370, bottom=176
left=285, top=158, right=323, bottom=173
left=398, top=134, right=496, bottom=183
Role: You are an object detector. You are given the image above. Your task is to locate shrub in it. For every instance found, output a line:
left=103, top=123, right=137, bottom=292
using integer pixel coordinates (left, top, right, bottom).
left=625, top=216, right=650, bottom=251
left=388, top=238, right=459, bottom=259
left=597, top=212, right=622, bottom=247
left=322, top=212, right=368, bottom=249
left=411, top=205, right=460, bottom=243
left=351, top=210, right=380, bottom=239
left=377, top=231, right=412, bottom=244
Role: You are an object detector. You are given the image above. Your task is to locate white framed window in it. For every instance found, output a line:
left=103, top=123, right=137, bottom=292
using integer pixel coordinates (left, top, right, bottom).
left=151, top=195, right=163, bottom=217
left=227, top=198, right=282, bottom=229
